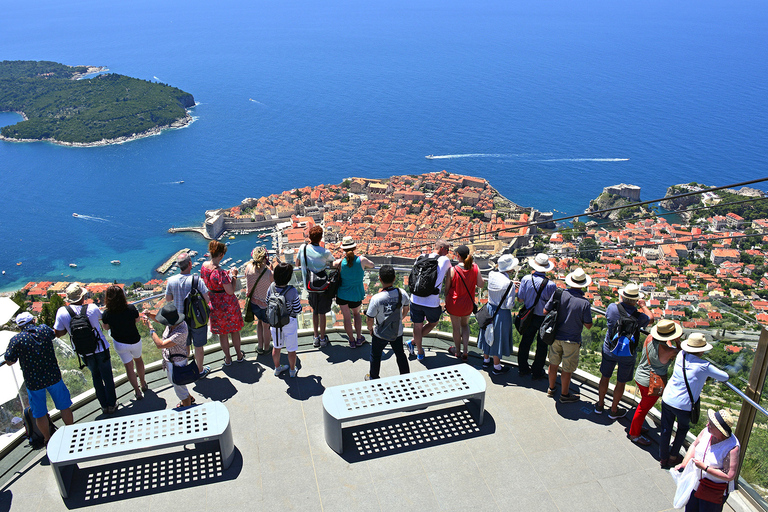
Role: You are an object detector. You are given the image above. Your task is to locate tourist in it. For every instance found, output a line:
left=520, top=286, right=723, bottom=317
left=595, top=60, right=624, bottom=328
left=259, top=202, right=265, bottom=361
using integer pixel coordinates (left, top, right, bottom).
left=268, top=262, right=302, bottom=377
left=406, top=239, right=452, bottom=360
left=628, top=319, right=681, bottom=446
left=5, top=313, right=74, bottom=444
left=478, top=254, right=518, bottom=375
left=595, top=283, right=654, bottom=419
left=659, top=333, right=729, bottom=469
left=333, top=236, right=375, bottom=348
left=515, top=253, right=557, bottom=379
left=445, top=245, right=484, bottom=362
left=545, top=267, right=593, bottom=403
left=675, top=409, right=739, bottom=512
left=244, top=246, right=275, bottom=355
left=102, top=285, right=148, bottom=400
left=143, top=304, right=194, bottom=408
left=296, top=226, right=336, bottom=348
left=365, top=265, right=411, bottom=380
left=165, top=252, right=211, bottom=377
left=202, top=240, right=245, bottom=365
left=54, top=283, right=118, bottom=414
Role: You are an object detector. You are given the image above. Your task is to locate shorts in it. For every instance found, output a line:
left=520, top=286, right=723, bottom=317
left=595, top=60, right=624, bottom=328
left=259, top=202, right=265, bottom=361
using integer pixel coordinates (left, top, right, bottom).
left=113, top=340, right=143, bottom=364
left=187, top=325, right=209, bottom=348
left=271, top=317, right=299, bottom=352
left=336, top=297, right=362, bottom=309
left=548, top=339, right=581, bottom=373
left=28, top=380, right=72, bottom=418
left=600, top=349, right=636, bottom=383
left=308, top=292, right=333, bottom=315
left=249, top=302, right=269, bottom=323
left=410, top=302, right=443, bottom=324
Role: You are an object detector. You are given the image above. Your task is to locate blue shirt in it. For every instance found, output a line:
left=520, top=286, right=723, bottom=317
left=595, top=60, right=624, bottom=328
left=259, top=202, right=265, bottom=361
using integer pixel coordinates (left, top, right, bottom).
left=545, top=288, right=592, bottom=344
left=4, top=324, right=62, bottom=391
left=517, top=272, right=557, bottom=316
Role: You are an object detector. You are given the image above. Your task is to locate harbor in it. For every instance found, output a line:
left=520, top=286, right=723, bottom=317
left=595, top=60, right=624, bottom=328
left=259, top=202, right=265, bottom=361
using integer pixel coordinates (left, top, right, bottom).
left=155, top=248, right=190, bottom=274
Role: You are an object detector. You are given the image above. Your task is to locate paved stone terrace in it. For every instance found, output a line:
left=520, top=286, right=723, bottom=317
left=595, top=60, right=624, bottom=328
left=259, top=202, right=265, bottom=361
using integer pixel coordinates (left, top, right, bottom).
left=0, top=332, right=737, bottom=512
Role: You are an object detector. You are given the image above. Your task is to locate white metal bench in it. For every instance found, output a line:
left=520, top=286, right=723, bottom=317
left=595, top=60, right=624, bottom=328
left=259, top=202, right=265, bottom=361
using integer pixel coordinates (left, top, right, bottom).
left=47, top=401, right=234, bottom=498
left=322, top=364, right=486, bottom=454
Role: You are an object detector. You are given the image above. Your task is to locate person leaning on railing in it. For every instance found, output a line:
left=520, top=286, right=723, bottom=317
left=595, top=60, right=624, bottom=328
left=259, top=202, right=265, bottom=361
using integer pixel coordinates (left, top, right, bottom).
left=202, top=240, right=245, bottom=365
left=243, top=246, right=276, bottom=356
left=445, top=245, right=484, bottom=363
left=143, top=304, right=194, bottom=409
left=101, top=285, right=148, bottom=400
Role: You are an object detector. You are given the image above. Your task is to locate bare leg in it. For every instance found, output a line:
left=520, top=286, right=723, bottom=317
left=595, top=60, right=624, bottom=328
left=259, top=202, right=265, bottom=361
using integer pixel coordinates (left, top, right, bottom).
left=318, top=313, right=327, bottom=339
left=288, top=351, right=297, bottom=370
left=231, top=330, right=243, bottom=359
left=312, top=311, right=320, bottom=338
left=124, top=361, right=140, bottom=396
left=352, top=307, right=362, bottom=338
left=548, top=364, right=558, bottom=391
left=449, top=315, right=462, bottom=353
left=135, top=356, right=147, bottom=389
left=597, top=375, right=610, bottom=408
left=461, top=316, right=470, bottom=354
left=611, top=382, right=626, bottom=414
left=413, top=321, right=424, bottom=354
left=416, top=321, right=438, bottom=356
left=61, top=408, right=74, bottom=425
left=195, top=346, right=205, bottom=372
left=340, top=304, right=354, bottom=343
left=560, top=371, right=572, bottom=395
left=272, top=346, right=281, bottom=368
left=219, top=333, right=232, bottom=363
left=36, top=416, right=51, bottom=443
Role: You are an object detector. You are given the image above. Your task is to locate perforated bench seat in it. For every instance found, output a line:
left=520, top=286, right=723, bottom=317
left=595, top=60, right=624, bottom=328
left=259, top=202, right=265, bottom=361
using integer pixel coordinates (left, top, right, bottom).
left=322, top=364, right=486, bottom=454
left=47, top=401, right=234, bottom=498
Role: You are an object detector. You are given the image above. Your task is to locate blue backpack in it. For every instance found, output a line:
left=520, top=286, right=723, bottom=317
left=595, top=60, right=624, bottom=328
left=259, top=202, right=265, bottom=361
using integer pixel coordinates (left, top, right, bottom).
left=608, top=304, right=641, bottom=357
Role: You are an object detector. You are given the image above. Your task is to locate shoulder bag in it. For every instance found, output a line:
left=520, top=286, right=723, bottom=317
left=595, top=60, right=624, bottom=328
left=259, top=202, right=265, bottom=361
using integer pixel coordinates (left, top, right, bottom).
left=475, top=280, right=514, bottom=329
left=645, top=336, right=666, bottom=397
left=455, top=265, right=478, bottom=314
left=169, top=353, right=200, bottom=385
left=681, top=353, right=701, bottom=423
left=243, top=267, right=267, bottom=323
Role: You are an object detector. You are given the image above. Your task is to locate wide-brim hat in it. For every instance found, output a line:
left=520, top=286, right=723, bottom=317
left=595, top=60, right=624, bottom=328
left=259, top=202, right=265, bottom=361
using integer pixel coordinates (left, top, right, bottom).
left=497, top=254, right=519, bottom=273
left=565, top=268, right=592, bottom=288
left=155, top=303, right=185, bottom=327
left=65, top=283, right=88, bottom=302
left=340, top=236, right=357, bottom=251
left=707, top=409, right=735, bottom=438
left=528, top=253, right=554, bottom=272
left=15, top=312, right=34, bottom=327
left=681, top=332, right=713, bottom=353
left=650, top=319, right=683, bottom=343
left=619, top=283, right=645, bottom=301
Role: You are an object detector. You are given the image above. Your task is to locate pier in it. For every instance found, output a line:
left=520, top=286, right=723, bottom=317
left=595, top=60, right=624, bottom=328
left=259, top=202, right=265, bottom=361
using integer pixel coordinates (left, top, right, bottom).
left=156, top=248, right=190, bottom=274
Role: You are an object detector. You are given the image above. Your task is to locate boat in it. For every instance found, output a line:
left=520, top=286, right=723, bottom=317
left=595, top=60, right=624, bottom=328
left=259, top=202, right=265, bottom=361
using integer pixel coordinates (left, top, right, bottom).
left=2, top=271, right=5, bottom=275
left=69, top=263, right=77, bottom=268
left=111, top=260, right=121, bottom=265
left=229, top=236, right=235, bottom=239
left=179, top=181, right=184, bottom=184
left=16, top=262, right=21, bottom=266
left=72, top=213, right=79, bottom=217
left=425, top=155, right=436, bottom=159
left=259, top=233, right=269, bottom=238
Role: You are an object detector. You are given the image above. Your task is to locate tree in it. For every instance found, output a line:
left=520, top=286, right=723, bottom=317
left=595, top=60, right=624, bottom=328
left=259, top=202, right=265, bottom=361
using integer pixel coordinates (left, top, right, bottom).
left=40, top=294, right=65, bottom=327
left=579, top=238, right=600, bottom=261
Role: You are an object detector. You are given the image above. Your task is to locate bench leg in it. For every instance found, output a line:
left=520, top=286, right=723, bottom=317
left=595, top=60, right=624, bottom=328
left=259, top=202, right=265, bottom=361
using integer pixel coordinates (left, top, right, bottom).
left=219, top=422, right=235, bottom=470
left=51, top=462, right=73, bottom=499
left=470, top=392, right=486, bottom=426
left=323, top=409, right=343, bottom=454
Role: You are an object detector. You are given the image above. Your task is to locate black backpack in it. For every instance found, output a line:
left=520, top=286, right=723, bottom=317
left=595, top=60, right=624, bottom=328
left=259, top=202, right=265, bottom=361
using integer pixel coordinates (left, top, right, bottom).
left=183, top=275, right=210, bottom=329
left=65, top=305, right=102, bottom=367
left=23, top=406, right=56, bottom=449
left=266, top=284, right=293, bottom=329
left=408, top=255, right=440, bottom=297
left=607, top=303, right=641, bottom=357
left=538, top=288, right=563, bottom=345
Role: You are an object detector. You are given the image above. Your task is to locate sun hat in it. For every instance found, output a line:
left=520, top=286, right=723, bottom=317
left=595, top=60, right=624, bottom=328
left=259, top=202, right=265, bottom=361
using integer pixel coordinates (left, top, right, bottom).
left=177, top=252, right=192, bottom=270
left=155, top=304, right=185, bottom=327
left=340, top=236, right=357, bottom=251
left=619, top=283, right=644, bottom=301
left=65, top=283, right=88, bottom=303
left=650, top=319, right=683, bottom=343
left=496, top=254, right=519, bottom=273
left=707, top=409, right=735, bottom=438
left=681, top=332, right=713, bottom=353
left=251, top=246, right=267, bottom=263
left=455, top=245, right=470, bottom=260
left=528, top=253, right=554, bottom=272
left=565, top=268, right=592, bottom=288
left=14, top=312, right=34, bottom=327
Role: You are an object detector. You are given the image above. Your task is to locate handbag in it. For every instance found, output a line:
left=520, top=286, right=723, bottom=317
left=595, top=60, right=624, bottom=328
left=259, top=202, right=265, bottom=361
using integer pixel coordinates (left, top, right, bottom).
left=645, top=336, right=666, bottom=397
left=455, top=265, right=478, bottom=314
left=169, top=354, right=199, bottom=385
left=682, top=353, right=701, bottom=423
left=695, top=477, right=727, bottom=504
left=514, top=276, right=548, bottom=333
left=475, top=280, right=514, bottom=329
left=243, top=267, right=267, bottom=322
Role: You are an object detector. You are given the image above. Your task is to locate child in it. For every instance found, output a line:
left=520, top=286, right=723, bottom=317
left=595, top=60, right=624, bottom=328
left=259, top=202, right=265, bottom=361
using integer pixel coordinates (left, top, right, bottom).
left=267, top=262, right=302, bottom=377
left=365, top=265, right=411, bottom=380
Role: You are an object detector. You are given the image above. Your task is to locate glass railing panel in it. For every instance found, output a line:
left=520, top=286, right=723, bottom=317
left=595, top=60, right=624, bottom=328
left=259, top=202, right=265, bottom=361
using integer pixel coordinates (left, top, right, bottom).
left=739, top=412, right=768, bottom=507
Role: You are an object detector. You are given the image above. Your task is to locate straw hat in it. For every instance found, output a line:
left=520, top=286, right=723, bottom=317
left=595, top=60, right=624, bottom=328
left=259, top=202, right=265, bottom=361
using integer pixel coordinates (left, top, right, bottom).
left=65, top=283, right=88, bottom=303
left=650, top=319, right=683, bottom=343
left=681, top=332, right=713, bottom=353
left=619, top=283, right=644, bottom=301
left=340, top=236, right=357, bottom=251
left=707, top=409, right=735, bottom=438
left=496, top=254, right=519, bottom=272
left=528, top=253, right=554, bottom=272
left=565, top=268, right=592, bottom=288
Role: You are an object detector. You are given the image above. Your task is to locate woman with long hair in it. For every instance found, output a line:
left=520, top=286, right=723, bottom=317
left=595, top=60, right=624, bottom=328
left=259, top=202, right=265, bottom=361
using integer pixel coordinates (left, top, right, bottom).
left=244, top=246, right=275, bottom=355
left=101, top=285, right=148, bottom=400
left=445, top=245, right=484, bottom=362
left=201, top=240, right=245, bottom=365
left=333, top=236, right=375, bottom=348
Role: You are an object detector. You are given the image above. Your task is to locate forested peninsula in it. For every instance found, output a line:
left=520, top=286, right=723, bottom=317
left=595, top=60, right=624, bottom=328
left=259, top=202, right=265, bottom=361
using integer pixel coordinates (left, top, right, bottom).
left=0, top=60, right=195, bottom=146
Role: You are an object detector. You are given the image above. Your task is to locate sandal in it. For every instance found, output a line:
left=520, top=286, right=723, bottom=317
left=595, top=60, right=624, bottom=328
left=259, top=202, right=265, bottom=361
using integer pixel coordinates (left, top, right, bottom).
left=135, top=390, right=144, bottom=400
left=236, top=351, right=246, bottom=362
left=140, top=383, right=149, bottom=392
left=448, top=346, right=461, bottom=358
left=462, top=353, right=469, bottom=362
left=223, top=357, right=233, bottom=366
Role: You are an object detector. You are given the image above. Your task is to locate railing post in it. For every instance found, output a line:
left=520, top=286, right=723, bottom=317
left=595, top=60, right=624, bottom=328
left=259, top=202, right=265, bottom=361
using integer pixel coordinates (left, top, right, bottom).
left=734, top=326, right=768, bottom=479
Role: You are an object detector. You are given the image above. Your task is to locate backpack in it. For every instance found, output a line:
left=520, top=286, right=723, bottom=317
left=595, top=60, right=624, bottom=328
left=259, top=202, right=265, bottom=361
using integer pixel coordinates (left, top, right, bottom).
left=304, top=245, right=332, bottom=293
left=65, top=305, right=102, bottom=367
left=23, top=407, right=56, bottom=449
left=375, top=288, right=403, bottom=341
left=184, top=275, right=210, bottom=329
left=408, top=254, right=440, bottom=297
left=538, top=288, right=563, bottom=346
left=607, top=303, right=641, bottom=357
left=266, top=284, right=293, bottom=329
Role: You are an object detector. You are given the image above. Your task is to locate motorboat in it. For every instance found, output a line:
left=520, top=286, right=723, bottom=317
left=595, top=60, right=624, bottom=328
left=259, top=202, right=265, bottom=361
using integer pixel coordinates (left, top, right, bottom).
left=69, top=263, right=77, bottom=268
left=72, top=213, right=79, bottom=217
left=111, top=260, right=121, bottom=265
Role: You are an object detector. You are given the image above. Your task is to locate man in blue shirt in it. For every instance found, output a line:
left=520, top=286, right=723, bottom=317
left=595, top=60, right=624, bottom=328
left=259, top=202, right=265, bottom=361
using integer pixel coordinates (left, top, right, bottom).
left=5, top=313, right=74, bottom=445
left=515, top=253, right=557, bottom=379
left=545, top=268, right=593, bottom=403
left=595, top=283, right=653, bottom=419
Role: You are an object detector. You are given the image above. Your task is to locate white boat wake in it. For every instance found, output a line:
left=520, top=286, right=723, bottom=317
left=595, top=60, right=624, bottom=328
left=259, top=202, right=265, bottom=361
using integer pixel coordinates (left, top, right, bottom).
left=73, top=214, right=108, bottom=222
left=426, top=153, right=511, bottom=159
left=249, top=98, right=266, bottom=106
left=538, top=158, right=630, bottom=162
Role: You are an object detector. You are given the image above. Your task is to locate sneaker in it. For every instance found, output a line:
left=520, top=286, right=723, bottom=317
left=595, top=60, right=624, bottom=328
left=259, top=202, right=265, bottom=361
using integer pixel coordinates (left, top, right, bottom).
left=364, top=374, right=371, bottom=381
left=320, top=335, right=330, bottom=348
left=107, top=405, right=118, bottom=414
left=609, top=408, right=628, bottom=420
left=594, top=403, right=604, bottom=415
left=417, top=352, right=425, bottom=361
left=289, top=368, right=298, bottom=378
left=482, top=359, right=492, bottom=369
left=406, top=340, right=415, bottom=356
left=313, top=336, right=321, bottom=348
left=492, top=365, right=510, bottom=375
left=274, top=364, right=289, bottom=376
left=628, top=435, right=651, bottom=447
left=199, top=366, right=211, bottom=378
left=547, top=387, right=556, bottom=398
left=559, top=393, right=580, bottom=404
left=356, top=336, right=365, bottom=347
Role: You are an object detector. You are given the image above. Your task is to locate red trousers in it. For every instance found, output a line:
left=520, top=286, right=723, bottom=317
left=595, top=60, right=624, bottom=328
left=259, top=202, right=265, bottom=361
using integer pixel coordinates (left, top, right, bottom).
left=629, top=383, right=660, bottom=437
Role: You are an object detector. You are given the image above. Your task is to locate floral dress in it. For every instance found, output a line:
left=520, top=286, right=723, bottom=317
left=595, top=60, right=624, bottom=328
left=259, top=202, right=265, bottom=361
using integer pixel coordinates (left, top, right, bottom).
left=201, top=264, right=244, bottom=335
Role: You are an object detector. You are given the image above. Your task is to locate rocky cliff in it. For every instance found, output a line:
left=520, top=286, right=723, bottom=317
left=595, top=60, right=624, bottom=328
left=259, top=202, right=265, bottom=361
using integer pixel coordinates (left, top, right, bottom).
left=585, top=191, right=643, bottom=220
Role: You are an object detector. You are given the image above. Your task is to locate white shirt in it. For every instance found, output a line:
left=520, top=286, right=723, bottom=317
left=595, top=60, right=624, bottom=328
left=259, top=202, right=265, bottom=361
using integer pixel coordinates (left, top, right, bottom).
left=53, top=303, right=110, bottom=354
left=662, top=351, right=729, bottom=411
left=486, top=271, right=516, bottom=309
left=410, top=253, right=452, bottom=308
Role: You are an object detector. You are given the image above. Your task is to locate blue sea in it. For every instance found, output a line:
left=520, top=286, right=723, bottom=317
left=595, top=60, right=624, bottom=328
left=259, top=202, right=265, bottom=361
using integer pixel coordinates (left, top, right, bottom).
left=1, top=0, right=767, bottom=291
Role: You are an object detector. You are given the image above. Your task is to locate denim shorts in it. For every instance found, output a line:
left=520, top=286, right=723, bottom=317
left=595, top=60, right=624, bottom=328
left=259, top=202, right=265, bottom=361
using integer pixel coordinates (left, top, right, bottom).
left=600, top=348, right=636, bottom=383
left=28, top=380, right=72, bottom=418
left=187, top=325, right=209, bottom=348
left=410, top=302, right=443, bottom=324
left=249, top=302, right=269, bottom=323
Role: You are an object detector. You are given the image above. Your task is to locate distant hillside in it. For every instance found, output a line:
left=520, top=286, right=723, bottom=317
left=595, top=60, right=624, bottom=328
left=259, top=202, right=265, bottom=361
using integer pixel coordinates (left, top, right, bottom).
left=0, top=60, right=195, bottom=145
left=661, top=182, right=767, bottom=222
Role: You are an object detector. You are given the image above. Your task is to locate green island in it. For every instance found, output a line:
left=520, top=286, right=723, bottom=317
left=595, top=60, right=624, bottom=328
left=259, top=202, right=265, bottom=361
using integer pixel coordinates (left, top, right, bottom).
left=0, top=60, right=195, bottom=146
